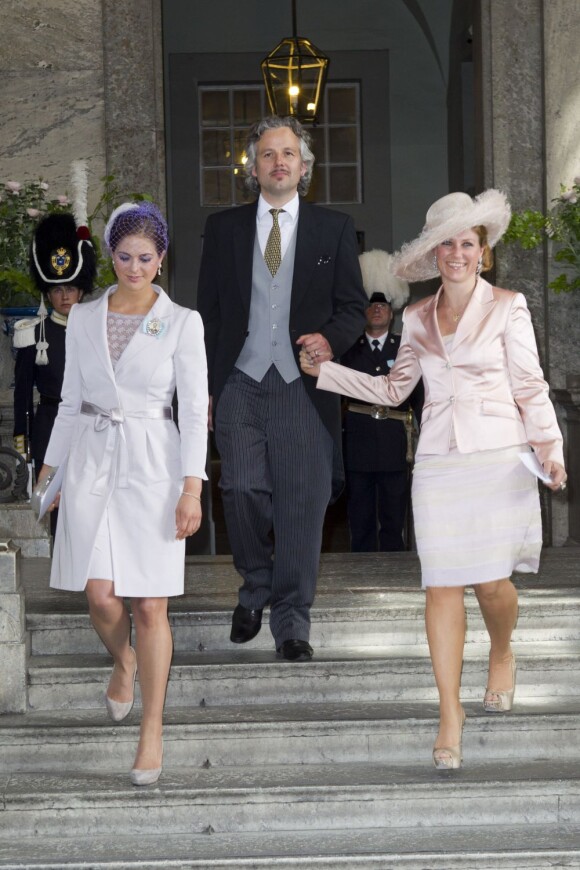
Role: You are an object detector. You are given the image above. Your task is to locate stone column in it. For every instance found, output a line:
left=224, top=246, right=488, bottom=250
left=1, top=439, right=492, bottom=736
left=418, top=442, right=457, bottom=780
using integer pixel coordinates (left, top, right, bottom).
left=478, top=0, right=548, bottom=350
left=0, top=541, right=28, bottom=713
left=101, top=0, right=166, bottom=211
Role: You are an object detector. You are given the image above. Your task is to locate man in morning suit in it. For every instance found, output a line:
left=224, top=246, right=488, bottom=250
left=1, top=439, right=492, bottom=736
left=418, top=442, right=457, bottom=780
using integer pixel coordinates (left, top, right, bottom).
left=197, top=115, right=367, bottom=661
left=341, top=250, right=423, bottom=551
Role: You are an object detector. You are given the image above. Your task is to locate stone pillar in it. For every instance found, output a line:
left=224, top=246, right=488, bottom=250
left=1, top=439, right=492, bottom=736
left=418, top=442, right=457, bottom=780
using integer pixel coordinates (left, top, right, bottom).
left=101, top=0, right=166, bottom=212
left=0, top=541, right=28, bottom=713
left=478, top=0, right=548, bottom=350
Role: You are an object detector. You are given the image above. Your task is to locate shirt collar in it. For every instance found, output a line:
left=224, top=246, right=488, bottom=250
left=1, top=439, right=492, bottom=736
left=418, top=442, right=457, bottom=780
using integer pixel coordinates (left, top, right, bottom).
left=366, top=330, right=389, bottom=346
left=257, top=192, right=300, bottom=223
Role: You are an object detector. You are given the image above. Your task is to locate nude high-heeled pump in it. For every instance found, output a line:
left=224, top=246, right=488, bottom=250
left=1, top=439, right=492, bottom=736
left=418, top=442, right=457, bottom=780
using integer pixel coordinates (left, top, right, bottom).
left=433, top=708, right=466, bottom=770
left=483, top=654, right=516, bottom=713
left=105, top=647, right=137, bottom=723
left=130, top=741, right=163, bottom=786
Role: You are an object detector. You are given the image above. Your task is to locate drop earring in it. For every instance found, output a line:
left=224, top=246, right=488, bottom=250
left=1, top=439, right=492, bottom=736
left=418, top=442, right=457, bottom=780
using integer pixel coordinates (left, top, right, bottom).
left=157, top=264, right=162, bottom=276
left=476, top=256, right=483, bottom=276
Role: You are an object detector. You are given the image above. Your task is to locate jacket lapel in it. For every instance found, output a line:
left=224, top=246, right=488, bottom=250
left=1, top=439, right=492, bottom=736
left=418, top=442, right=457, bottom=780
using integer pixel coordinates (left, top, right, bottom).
left=291, top=201, right=320, bottom=314
left=452, top=278, right=496, bottom=349
left=233, top=203, right=258, bottom=316
left=417, top=288, right=447, bottom=355
left=82, top=288, right=117, bottom=381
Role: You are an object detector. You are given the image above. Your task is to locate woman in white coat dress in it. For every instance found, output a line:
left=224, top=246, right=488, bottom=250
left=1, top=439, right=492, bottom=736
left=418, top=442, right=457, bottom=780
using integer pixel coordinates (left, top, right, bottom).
left=36, top=202, right=208, bottom=786
left=300, top=191, right=566, bottom=770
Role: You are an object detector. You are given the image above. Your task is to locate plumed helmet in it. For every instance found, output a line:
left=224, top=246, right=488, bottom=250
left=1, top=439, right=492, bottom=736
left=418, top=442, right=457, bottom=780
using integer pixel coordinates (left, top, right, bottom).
left=358, top=250, right=410, bottom=310
left=30, top=213, right=97, bottom=296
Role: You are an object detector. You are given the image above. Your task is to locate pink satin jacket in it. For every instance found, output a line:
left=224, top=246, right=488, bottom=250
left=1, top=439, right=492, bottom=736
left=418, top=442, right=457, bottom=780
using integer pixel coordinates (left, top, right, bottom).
left=318, top=279, right=564, bottom=466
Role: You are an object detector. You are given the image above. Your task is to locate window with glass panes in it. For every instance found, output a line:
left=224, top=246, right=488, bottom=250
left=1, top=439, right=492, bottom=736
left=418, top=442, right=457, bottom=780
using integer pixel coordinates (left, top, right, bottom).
left=199, top=83, right=361, bottom=207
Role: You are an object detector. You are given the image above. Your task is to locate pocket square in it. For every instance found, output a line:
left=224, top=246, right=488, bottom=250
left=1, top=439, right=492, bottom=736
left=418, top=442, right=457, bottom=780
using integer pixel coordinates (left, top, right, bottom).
left=317, top=255, right=332, bottom=266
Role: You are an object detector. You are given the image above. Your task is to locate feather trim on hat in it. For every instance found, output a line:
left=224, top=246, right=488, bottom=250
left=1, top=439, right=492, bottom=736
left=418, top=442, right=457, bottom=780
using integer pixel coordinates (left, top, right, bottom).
left=393, top=189, right=512, bottom=282
left=358, top=249, right=410, bottom=310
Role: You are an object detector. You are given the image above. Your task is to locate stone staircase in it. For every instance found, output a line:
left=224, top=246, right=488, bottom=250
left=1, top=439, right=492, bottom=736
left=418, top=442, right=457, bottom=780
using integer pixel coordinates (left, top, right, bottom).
left=1, top=549, right=580, bottom=868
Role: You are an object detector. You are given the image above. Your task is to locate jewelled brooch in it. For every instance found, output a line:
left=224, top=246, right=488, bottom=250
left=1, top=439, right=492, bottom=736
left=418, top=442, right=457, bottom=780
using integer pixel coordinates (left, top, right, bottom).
left=142, top=316, right=166, bottom=338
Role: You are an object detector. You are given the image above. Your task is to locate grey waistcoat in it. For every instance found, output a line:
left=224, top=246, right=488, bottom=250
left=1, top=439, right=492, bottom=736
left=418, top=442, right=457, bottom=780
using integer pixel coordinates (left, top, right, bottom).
left=235, top=226, right=300, bottom=383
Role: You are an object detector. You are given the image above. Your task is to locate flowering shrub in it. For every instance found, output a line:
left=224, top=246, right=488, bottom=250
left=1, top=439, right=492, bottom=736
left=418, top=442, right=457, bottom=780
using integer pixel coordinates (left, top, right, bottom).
left=0, top=180, right=69, bottom=307
left=504, top=178, right=580, bottom=293
left=0, top=175, right=151, bottom=309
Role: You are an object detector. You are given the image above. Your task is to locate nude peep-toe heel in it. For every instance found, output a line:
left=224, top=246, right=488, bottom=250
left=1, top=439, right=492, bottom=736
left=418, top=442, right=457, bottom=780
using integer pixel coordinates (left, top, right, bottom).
left=483, top=654, right=516, bottom=713
left=433, top=708, right=466, bottom=770
left=104, top=647, right=137, bottom=723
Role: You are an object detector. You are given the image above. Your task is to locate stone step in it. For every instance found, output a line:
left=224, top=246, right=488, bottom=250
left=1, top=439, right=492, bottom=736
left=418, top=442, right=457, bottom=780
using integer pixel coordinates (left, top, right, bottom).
left=0, top=505, right=50, bottom=557
left=1, top=761, right=579, bottom=839
left=1, top=699, right=580, bottom=773
left=26, top=588, right=580, bottom=655
left=1, top=824, right=580, bottom=869
left=25, top=643, right=580, bottom=711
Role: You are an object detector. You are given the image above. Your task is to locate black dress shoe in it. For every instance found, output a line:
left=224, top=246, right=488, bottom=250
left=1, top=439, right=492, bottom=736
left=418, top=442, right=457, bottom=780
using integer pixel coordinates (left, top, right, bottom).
left=276, top=639, right=313, bottom=661
left=230, top=604, right=263, bottom=644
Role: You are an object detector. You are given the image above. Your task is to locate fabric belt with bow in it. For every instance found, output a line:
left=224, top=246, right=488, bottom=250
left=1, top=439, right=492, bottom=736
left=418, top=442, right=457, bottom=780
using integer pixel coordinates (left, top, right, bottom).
left=80, top=401, right=173, bottom=495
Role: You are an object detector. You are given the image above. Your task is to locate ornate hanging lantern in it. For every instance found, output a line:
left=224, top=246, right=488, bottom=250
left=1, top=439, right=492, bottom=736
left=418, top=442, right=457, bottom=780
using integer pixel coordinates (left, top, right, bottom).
left=261, top=0, right=329, bottom=124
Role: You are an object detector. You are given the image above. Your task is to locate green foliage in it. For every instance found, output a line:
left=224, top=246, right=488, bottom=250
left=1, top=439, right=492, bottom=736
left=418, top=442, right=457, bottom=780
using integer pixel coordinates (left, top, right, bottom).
left=0, top=175, right=151, bottom=309
left=504, top=179, right=580, bottom=293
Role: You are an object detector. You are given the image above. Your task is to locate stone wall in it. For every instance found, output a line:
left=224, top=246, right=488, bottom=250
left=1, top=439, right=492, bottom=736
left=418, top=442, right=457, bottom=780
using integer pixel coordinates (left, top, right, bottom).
left=0, top=0, right=165, bottom=223
left=0, top=0, right=166, bottom=398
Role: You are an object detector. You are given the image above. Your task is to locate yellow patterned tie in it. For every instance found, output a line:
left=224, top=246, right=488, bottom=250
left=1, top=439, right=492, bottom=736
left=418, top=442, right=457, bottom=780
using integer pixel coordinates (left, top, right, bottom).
left=264, top=208, right=284, bottom=276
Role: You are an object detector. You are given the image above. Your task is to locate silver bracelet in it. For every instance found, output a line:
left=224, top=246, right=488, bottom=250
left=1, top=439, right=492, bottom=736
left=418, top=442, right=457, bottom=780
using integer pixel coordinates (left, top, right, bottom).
left=181, top=491, right=201, bottom=501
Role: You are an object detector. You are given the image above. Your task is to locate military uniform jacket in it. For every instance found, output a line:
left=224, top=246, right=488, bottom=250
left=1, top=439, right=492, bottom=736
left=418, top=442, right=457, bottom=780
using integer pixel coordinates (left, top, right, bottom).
left=13, top=317, right=67, bottom=467
left=341, top=332, right=423, bottom=473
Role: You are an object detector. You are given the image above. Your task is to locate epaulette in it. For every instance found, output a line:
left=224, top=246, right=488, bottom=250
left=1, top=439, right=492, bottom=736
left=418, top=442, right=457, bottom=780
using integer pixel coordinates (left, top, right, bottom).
left=12, top=318, right=41, bottom=349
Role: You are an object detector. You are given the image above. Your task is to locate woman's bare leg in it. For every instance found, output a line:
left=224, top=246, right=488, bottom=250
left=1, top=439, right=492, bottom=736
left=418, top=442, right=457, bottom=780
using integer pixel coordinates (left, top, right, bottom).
left=425, top=586, right=466, bottom=749
left=473, top=578, right=518, bottom=690
left=85, top=579, right=135, bottom=701
left=130, top=597, right=172, bottom=770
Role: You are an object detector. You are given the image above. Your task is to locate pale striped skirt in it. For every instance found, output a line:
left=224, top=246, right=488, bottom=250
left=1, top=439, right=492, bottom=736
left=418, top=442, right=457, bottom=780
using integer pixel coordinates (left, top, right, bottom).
left=411, top=444, right=542, bottom=588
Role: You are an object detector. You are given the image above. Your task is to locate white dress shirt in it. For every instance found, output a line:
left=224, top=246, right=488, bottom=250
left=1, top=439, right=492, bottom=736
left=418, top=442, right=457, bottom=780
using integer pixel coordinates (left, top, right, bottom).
left=256, top=193, right=300, bottom=259
left=365, top=331, right=389, bottom=351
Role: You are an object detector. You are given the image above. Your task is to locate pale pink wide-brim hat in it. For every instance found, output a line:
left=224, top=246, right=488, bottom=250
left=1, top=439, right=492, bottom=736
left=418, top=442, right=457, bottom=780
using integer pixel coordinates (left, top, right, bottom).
left=393, top=189, right=512, bottom=282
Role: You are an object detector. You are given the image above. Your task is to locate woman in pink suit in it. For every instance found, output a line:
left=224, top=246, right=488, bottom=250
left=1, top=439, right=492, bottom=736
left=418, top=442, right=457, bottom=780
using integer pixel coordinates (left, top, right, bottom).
left=300, top=190, right=566, bottom=769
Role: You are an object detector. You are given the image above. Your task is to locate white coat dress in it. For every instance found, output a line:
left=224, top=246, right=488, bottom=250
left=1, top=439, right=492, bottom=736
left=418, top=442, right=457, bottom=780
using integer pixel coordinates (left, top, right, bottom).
left=44, top=286, right=208, bottom=597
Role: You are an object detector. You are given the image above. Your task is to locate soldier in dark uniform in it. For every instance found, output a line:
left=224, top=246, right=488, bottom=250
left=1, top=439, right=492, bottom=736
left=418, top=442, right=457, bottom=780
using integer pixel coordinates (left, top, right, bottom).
left=13, top=213, right=96, bottom=502
left=341, top=250, right=423, bottom=551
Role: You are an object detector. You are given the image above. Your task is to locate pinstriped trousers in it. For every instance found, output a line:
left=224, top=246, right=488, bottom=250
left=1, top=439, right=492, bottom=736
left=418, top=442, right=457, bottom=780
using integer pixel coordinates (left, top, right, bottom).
left=215, top=366, right=333, bottom=645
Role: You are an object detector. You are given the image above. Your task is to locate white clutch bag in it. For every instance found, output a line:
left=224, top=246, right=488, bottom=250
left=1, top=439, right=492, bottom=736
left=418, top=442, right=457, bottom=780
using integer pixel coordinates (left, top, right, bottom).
left=31, top=463, right=66, bottom=521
